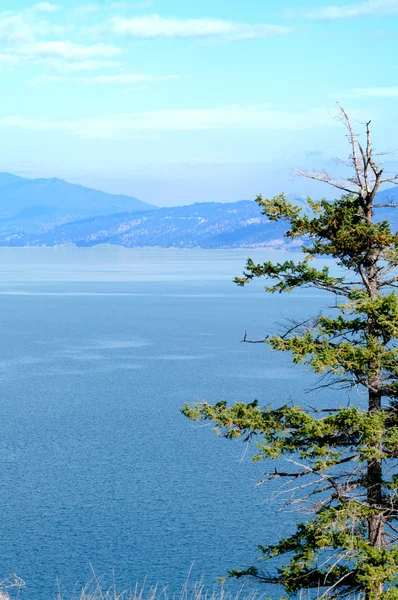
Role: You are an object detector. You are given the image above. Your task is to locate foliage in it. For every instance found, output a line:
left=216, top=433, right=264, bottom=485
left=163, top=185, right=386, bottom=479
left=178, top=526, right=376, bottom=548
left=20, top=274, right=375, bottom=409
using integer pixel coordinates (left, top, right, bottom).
left=181, top=110, right=398, bottom=599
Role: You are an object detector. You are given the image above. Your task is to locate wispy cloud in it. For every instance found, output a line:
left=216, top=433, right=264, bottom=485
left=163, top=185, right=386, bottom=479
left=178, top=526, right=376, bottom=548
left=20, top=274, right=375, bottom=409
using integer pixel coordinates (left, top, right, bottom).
left=0, top=4, right=287, bottom=89
left=13, top=41, right=121, bottom=59
left=109, top=14, right=291, bottom=40
left=0, top=40, right=123, bottom=74
left=73, top=4, right=101, bottom=16
left=0, top=54, right=24, bottom=66
left=74, top=1, right=152, bottom=16
left=0, top=7, right=183, bottom=86
left=0, top=106, right=335, bottom=140
left=350, top=86, right=398, bottom=97
left=14, top=54, right=124, bottom=73
left=32, top=72, right=179, bottom=85
left=0, top=9, right=67, bottom=46
left=33, top=59, right=124, bottom=73
left=110, top=1, right=153, bottom=8
left=306, top=0, right=398, bottom=20
left=0, top=14, right=39, bottom=45
left=0, top=5, right=127, bottom=76
left=31, top=2, right=62, bottom=12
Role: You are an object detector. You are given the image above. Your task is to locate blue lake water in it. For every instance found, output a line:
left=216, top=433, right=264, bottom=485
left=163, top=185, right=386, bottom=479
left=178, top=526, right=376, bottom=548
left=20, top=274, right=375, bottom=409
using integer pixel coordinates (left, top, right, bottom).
left=0, top=247, right=353, bottom=599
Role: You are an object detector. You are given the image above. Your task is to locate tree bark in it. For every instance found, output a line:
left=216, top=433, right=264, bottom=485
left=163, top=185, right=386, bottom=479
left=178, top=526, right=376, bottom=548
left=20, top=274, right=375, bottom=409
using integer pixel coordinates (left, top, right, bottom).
left=365, top=195, right=385, bottom=599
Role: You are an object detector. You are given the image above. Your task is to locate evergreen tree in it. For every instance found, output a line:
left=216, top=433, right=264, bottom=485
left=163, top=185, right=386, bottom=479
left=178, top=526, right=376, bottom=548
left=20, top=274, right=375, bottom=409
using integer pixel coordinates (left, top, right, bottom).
left=182, top=108, right=398, bottom=599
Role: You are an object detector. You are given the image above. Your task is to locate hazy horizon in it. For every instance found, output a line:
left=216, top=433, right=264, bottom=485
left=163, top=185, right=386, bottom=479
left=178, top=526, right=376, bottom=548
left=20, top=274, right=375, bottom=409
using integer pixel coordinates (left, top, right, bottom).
left=2, top=1, right=398, bottom=206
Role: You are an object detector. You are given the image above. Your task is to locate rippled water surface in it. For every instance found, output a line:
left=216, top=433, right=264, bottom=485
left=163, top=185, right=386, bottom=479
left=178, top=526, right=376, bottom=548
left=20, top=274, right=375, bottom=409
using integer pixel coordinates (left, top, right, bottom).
left=0, top=247, right=345, bottom=599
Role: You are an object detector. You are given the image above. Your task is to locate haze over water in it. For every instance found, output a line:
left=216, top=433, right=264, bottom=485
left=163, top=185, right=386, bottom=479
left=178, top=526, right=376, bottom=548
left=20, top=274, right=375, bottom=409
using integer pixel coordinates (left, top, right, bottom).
left=0, top=247, right=346, bottom=599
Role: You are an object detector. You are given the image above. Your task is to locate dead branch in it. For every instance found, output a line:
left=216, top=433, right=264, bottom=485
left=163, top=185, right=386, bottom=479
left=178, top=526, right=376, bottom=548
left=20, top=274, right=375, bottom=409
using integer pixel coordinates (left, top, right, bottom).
left=296, top=105, right=392, bottom=208
left=241, top=330, right=268, bottom=344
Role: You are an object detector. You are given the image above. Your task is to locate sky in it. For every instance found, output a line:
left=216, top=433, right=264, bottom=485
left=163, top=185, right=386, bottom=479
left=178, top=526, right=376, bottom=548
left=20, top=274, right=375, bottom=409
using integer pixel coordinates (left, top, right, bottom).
left=1, top=0, right=398, bottom=206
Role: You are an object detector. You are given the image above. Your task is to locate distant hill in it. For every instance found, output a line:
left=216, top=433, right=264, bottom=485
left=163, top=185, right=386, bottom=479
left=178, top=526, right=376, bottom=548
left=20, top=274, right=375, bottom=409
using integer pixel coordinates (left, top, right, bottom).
left=1, top=173, right=397, bottom=249
left=0, top=173, right=155, bottom=234
left=0, top=200, right=292, bottom=249
left=375, top=186, right=398, bottom=204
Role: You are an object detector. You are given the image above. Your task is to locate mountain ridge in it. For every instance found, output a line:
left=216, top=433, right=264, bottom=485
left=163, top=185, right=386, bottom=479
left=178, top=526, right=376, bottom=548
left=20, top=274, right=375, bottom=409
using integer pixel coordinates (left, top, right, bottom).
left=1, top=172, right=397, bottom=249
left=0, top=199, right=292, bottom=249
left=0, top=172, right=155, bottom=232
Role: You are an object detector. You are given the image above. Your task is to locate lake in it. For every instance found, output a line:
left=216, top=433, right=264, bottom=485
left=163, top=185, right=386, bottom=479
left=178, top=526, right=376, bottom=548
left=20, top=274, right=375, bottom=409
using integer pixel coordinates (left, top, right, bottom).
left=0, top=247, right=349, bottom=599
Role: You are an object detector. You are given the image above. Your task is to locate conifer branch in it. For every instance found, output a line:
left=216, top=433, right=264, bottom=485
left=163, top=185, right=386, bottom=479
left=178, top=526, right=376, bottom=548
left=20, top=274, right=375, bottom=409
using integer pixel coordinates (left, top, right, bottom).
left=182, top=108, right=398, bottom=599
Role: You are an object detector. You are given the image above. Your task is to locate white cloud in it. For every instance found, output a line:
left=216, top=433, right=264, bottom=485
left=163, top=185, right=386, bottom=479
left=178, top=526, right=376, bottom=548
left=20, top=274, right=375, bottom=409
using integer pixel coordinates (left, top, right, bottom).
left=73, top=4, right=100, bottom=16
left=0, top=54, right=24, bottom=66
left=0, top=54, right=123, bottom=73
left=0, top=15, right=36, bottom=44
left=306, top=0, right=398, bottom=20
left=0, top=6, right=126, bottom=77
left=41, top=59, right=123, bottom=72
left=0, top=11, right=66, bottom=46
left=109, top=14, right=290, bottom=40
left=31, top=3, right=62, bottom=12
left=110, top=1, right=153, bottom=8
left=74, top=1, right=152, bottom=15
left=0, top=106, right=335, bottom=140
left=350, top=86, right=398, bottom=97
left=0, top=116, right=66, bottom=132
left=32, top=72, right=179, bottom=84
left=13, top=41, right=122, bottom=60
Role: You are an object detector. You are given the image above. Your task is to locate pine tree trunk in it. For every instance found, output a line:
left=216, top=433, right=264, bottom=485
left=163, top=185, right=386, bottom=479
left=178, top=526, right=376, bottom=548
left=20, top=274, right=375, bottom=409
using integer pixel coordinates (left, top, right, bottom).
left=367, top=454, right=384, bottom=599
left=367, top=388, right=384, bottom=551
left=366, top=209, right=385, bottom=598
left=367, top=383, right=384, bottom=598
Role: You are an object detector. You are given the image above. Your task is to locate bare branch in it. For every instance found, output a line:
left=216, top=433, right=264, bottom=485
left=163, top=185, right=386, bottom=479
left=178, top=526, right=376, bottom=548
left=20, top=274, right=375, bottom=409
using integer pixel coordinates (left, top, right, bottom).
left=319, top=570, right=356, bottom=600
left=337, top=103, right=363, bottom=190
left=296, top=107, right=389, bottom=212
left=380, top=177, right=398, bottom=185
left=241, top=330, right=268, bottom=344
left=374, top=204, right=398, bottom=208
left=295, top=169, right=358, bottom=194
left=380, top=276, right=398, bottom=287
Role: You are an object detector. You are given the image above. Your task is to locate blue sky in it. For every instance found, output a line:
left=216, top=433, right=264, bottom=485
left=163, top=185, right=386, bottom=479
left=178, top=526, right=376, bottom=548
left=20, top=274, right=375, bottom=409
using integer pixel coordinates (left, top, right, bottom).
left=1, top=0, right=398, bottom=205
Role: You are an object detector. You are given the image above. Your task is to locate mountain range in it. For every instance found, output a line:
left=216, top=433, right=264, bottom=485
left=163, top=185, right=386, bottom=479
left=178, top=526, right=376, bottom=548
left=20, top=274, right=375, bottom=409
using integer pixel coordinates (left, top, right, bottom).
left=0, top=172, right=397, bottom=249
left=6, top=200, right=291, bottom=249
left=0, top=172, right=154, bottom=229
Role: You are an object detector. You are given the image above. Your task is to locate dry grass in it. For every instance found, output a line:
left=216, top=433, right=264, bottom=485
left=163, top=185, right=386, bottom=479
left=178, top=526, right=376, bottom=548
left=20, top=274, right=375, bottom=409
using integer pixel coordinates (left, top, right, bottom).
left=59, top=575, right=266, bottom=600
left=0, top=575, right=24, bottom=600
left=67, top=583, right=266, bottom=600
left=0, top=569, right=267, bottom=600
